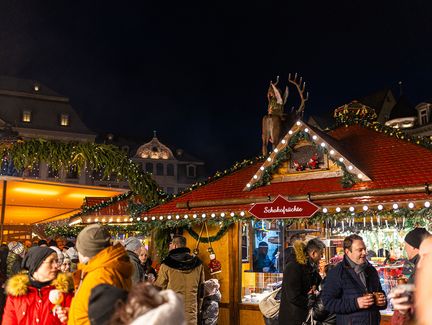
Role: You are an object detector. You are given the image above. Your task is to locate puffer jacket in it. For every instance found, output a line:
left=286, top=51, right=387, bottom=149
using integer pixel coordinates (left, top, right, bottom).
left=278, top=241, right=322, bottom=325
left=67, top=244, right=132, bottom=325
left=321, top=256, right=387, bottom=325
left=2, top=272, right=74, bottom=325
left=154, top=247, right=205, bottom=325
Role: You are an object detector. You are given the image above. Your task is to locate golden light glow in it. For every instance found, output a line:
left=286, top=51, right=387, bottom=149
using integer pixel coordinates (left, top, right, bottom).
left=13, top=187, right=59, bottom=196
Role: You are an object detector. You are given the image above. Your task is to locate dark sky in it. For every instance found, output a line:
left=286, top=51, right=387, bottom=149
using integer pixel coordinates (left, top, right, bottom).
left=0, top=1, right=431, bottom=173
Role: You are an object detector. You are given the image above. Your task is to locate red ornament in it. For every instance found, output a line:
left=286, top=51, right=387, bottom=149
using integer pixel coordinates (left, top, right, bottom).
left=208, top=253, right=222, bottom=275
left=307, top=153, right=319, bottom=169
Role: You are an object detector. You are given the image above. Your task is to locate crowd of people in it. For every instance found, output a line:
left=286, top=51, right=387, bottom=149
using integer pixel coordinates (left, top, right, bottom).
left=0, top=225, right=221, bottom=325
left=265, top=228, right=432, bottom=325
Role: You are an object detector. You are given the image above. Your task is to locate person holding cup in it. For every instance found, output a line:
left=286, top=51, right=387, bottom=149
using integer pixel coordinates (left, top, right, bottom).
left=322, top=234, right=387, bottom=325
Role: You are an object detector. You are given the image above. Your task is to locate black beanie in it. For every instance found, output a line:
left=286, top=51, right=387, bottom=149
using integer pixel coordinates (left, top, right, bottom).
left=405, top=228, right=431, bottom=249
left=22, top=246, right=56, bottom=275
left=88, top=284, right=128, bottom=325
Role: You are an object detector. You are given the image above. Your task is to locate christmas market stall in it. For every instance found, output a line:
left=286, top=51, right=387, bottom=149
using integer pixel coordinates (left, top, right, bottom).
left=128, top=103, right=432, bottom=325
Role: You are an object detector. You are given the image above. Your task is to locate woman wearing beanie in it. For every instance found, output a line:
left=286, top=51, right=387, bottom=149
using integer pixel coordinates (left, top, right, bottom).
left=2, top=246, right=74, bottom=325
left=68, top=224, right=132, bottom=325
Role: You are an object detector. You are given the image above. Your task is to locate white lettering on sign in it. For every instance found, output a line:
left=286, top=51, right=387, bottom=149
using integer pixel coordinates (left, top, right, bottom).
left=263, top=205, right=303, bottom=214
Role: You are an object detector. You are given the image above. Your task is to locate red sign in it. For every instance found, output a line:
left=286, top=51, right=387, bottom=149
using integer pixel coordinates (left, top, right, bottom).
left=249, top=195, right=320, bottom=219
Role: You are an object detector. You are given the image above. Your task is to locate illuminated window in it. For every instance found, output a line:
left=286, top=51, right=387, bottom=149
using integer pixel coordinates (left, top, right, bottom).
left=60, top=114, right=69, bottom=126
left=22, top=111, right=31, bottom=123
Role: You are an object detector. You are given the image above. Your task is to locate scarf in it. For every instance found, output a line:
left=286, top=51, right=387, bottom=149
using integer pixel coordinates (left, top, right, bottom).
left=346, top=255, right=368, bottom=288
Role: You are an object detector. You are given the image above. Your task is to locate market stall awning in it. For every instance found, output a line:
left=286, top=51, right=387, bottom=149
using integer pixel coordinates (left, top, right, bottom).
left=0, top=176, right=128, bottom=225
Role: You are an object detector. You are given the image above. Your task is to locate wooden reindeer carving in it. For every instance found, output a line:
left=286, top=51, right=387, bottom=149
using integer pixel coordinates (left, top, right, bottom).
left=261, top=73, right=309, bottom=156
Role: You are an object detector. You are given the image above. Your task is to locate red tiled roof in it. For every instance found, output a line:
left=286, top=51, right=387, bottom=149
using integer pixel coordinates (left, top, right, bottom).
left=143, top=124, right=432, bottom=217
left=84, top=197, right=129, bottom=216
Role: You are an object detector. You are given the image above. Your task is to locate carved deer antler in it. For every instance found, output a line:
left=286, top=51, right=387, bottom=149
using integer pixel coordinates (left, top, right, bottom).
left=288, top=73, right=309, bottom=117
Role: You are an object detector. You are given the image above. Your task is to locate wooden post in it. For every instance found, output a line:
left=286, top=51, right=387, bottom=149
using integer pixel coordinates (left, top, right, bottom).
left=0, top=180, right=7, bottom=243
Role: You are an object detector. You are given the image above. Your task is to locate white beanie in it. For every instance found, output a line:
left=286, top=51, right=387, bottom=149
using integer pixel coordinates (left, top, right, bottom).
left=49, top=246, right=64, bottom=265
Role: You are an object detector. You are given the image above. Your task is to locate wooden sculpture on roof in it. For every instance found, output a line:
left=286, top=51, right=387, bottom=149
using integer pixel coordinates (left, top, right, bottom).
left=262, top=73, right=309, bottom=155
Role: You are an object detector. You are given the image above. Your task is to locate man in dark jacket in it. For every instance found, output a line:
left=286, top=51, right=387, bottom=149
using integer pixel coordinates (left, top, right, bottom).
left=322, top=234, right=387, bottom=325
left=124, top=237, right=144, bottom=284
left=278, top=238, right=325, bottom=325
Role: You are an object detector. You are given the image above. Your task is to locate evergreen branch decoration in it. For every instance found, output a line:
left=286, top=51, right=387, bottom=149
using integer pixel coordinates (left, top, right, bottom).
left=0, top=139, right=160, bottom=202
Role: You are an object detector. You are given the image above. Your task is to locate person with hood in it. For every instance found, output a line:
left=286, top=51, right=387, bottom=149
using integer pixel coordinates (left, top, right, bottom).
left=67, top=224, right=132, bottom=325
left=123, top=237, right=144, bottom=284
left=2, top=246, right=74, bottom=325
left=322, top=234, right=387, bottom=325
left=154, top=235, right=205, bottom=325
left=6, top=241, right=25, bottom=277
left=278, top=238, right=325, bottom=325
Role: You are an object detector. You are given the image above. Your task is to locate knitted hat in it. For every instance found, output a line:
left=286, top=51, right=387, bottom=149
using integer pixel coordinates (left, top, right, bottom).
left=8, top=241, right=24, bottom=255
left=124, top=237, right=142, bottom=252
left=76, top=224, right=111, bottom=258
left=89, top=284, right=128, bottom=325
left=405, top=228, right=431, bottom=249
left=22, top=246, right=55, bottom=275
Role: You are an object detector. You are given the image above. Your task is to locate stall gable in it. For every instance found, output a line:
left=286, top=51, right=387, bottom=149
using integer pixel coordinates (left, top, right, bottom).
left=245, top=120, right=371, bottom=191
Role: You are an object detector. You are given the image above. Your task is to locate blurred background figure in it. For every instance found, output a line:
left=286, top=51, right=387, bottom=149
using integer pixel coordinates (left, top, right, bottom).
left=6, top=241, right=24, bottom=278
left=123, top=237, right=144, bottom=284
left=200, top=279, right=221, bottom=325
left=139, top=247, right=156, bottom=283
left=60, top=253, right=72, bottom=273
left=253, top=242, right=275, bottom=272
left=109, top=282, right=185, bottom=325
left=88, top=284, right=128, bottom=325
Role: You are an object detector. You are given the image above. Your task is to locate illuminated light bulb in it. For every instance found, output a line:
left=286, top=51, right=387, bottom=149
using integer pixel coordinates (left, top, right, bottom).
left=253, top=175, right=258, bottom=179
left=378, top=204, right=384, bottom=210
left=408, top=202, right=414, bottom=209
left=230, top=212, right=235, bottom=217
left=330, top=150, right=335, bottom=155
left=109, top=218, right=113, bottom=222
left=184, top=214, right=189, bottom=219
left=296, top=121, right=301, bottom=126
left=304, top=128, right=309, bottom=133
left=348, top=165, right=353, bottom=170
left=201, top=214, right=206, bottom=218
left=267, top=157, right=272, bottom=162
left=288, top=130, right=293, bottom=135
left=151, top=217, right=156, bottom=221
left=336, top=207, right=341, bottom=213
left=281, top=140, right=286, bottom=144
left=144, top=217, right=148, bottom=221
left=95, top=218, right=99, bottom=222
left=260, top=166, right=265, bottom=171
left=137, top=217, right=141, bottom=221
left=130, top=217, right=134, bottom=222
left=274, top=148, right=279, bottom=153
left=246, top=183, right=251, bottom=188
left=167, top=215, right=171, bottom=220
left=322, top=208, right=328, bottom=213
left=211, top=213, right=216, bottom=218
left=159, top=216, right=164, bottom=220
left=425, top=201, right=431, bottom=208
left=358, top=174, right=363, bottom=179
left=193, top=214, right=197, bottom=219
left=393, top=203, right=399, bottom=210
left=240, top=211, right=245, bottom=216
left=117, top=218, right=120, bottom=222
left=363, top=205, right=368, bottom=211
left=176, top=215, right=180, bottom=219
left=320, top=142, right=326, bottom=147
left=87, top=218, right=91, bottom=222
left=339, top=157, right=344, bottom=162
left=312, top=135, right=318, bottom=140
left=102, top=218, right=106, bottom=222
left=221, top=213, right=225, bottom=217
left=349, top=206, right=355, bottom=212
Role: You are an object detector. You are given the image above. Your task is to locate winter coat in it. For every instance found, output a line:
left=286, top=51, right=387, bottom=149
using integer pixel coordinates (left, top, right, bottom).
left=127, top=250, right=144, bottom=284
left=321, top=256, right=387, bottom=325
left=278, top=241, right=322, bottom=325
left=6, top=253, right=22, bottom=278
left=200, top=291, right=221, bottom=325
left=67, top=244, right=132, bottom=325
left=2, top=272, right=74, bottom=325
left=308, top=277, right=336, bottom=325
left=154, top=247, right=205, bottom=325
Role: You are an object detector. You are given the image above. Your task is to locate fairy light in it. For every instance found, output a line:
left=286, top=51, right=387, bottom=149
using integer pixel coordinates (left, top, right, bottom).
left=322, top=208, right=328, bottom=213
left=363, top=205, right=368, bottom=211
left=320, top=142, right=326, bottom=147
left=260, top=166, right=265, bottom=171
left=230, top=212, right=235, bottom=217
left=281, top=140, right=286, bottom=144
left=392, top=203, right=399, bottom=210
left=312, top=135, right=317, bottom=140
left=348, top=165, right=353, bottom=170
left=339, top=157, right=344, bottom=162
left=221, top=212, right=225, bottom=217
left=130, top=217, right=133, bottom=222
left=144, top=217, right=148, bottom=221
left=358, top=174, right=364, bottom=179
left=151, top=217, right=156, bottom=221
left=425, top=201, right=431, bottom=208
left=296, top=121, right=301, bottom=126
left=193, top=214, right=197, bottom=219
left=109, top=218, right=113, bottom=222
left=246, top=183, right=251, bottom=188
left=377, top=204, right=384, bottom=210
left=336, top=207, right=341, bottom=212
left=102, top=218, right=106, bottom=222
left=304, top=128, right=309, bottom=133
left=95, top=218, right=99, bottom=222
left=240, top=211, right=245, bottom=216
left=159, top=216, right=164, bottom=220
left=349, top=206, right=354, bottom=212
left=137, top=217, right=141, bottom=221
left=117, top=218, right=120, bottom=222
left=87, top=218, right=91, bottom=222
left=267, top=157, right=272, bottom=162
left=184, top=214, right=189, bottom=219
left=274, top=148, right=279, bottom=153
left=253, top=175, right=258, bottom=179
left=330, top=150, right=335, bottom=155
left=288, top=130, right=293, bottom=135
left=408, top=202, right=414, bottom=209
left=201, top=214, right=206, bottom=218
left=176, top=215, right=180, bottom=219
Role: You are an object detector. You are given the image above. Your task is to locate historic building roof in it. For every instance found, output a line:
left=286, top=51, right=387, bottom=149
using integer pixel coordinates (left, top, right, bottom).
left=135, top=132, right=175, bottom=160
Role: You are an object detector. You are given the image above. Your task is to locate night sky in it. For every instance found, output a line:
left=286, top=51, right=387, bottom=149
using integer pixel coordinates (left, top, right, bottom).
left=0, top=1, right=431, bottom=173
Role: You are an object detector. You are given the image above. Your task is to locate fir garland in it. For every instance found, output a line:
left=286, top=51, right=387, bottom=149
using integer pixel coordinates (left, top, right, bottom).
left=185, top=221, right=232, bottom=243
left=0, top=139, right=160, bottom=202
